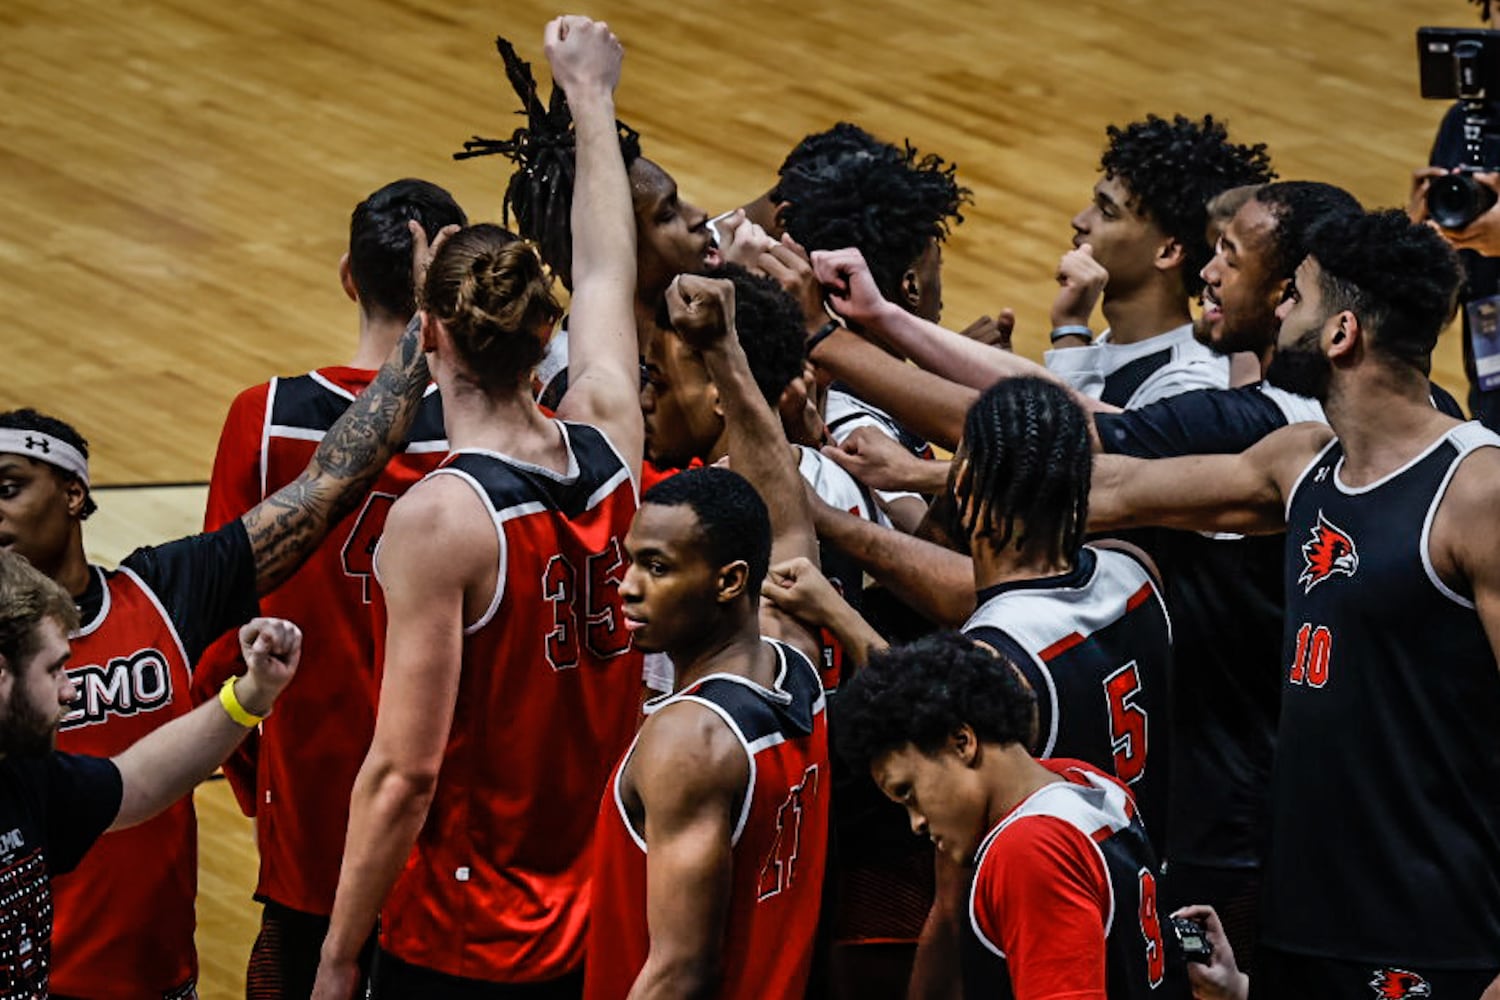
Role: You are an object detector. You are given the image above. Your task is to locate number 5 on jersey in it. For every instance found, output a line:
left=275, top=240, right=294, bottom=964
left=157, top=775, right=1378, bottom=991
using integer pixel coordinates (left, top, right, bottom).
left=1104, top=661, right=1148, bottom=785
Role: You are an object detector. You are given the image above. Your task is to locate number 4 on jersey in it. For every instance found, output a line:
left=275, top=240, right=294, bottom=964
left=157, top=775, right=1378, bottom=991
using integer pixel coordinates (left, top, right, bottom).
left=342, top=492, right=397, bottom=604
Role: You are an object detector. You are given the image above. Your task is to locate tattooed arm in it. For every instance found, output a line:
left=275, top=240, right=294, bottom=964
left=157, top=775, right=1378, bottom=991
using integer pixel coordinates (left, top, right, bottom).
left=240, top=315, right=430, bottom=596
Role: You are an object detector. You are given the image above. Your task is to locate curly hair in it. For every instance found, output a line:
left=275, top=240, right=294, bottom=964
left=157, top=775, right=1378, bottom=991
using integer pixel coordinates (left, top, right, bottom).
left=642, top=467, right=772, bottom=597
left=1302, top=208, right=1463, bottom=372
left=453, top=35, right=641, bottom=291
left=656, top=264, right=806, bottom=407
left=421, top=224, right=561, bottom=393
left=834, top=631, right=1036, bottom=775
left=953, top=377, right=1092, bottom=566
left=1101, top=114, right=1275, bottom=296
left=0, top=409, right=97, bottom=520
left=772, top=123, right=970, bottom=303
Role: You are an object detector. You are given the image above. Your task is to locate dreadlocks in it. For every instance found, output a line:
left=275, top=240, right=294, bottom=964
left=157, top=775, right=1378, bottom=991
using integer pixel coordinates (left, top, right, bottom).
left=954, top=378, right=1092, bottom=565
left=454, top=35, right=642, bottom=290
left=772, top=122, right=970, bottom=303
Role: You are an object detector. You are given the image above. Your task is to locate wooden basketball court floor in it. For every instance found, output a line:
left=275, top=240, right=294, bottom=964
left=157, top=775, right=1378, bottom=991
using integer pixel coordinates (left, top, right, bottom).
left=4, top=0, right=1474, bottom=992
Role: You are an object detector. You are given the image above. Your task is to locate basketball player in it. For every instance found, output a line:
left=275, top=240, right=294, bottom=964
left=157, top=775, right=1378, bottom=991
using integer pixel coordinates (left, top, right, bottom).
left=584, top=269, right=827, bottom=999
left=197, top=178, right=465, bottom=996
left=1089, top=208, right=1500, bottom=997
left=639, top=261, right=886, bottom=691
left=457, top=32, right=718, bottom=410
left=0, top=246, right=441, bottom=1000
left=0, top=547, right=304, bottom=999
left=312, top=17, right=644, bottom=998
left=836, top=631, right=1191, bottom=999
left=1043, top=116, right=1273, bottom=401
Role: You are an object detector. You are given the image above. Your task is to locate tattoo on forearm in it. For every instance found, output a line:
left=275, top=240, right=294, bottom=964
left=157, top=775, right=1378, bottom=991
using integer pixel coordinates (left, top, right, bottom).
left=243, top=322, right=429, bottom=594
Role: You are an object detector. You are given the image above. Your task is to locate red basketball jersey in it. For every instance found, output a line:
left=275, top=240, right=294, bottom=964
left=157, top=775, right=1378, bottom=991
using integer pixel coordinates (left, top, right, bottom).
left=584, top=640, right=830, bottom=1000
left=197, top=367, right=447, bottom=915
left=50, top=567, right=198, bottom=1000
left=375, top=424, right=644, bottom=983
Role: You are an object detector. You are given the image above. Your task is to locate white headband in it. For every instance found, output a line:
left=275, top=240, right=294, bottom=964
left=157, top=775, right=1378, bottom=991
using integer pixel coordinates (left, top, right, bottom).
left=0, top=430, right=90, bottom=487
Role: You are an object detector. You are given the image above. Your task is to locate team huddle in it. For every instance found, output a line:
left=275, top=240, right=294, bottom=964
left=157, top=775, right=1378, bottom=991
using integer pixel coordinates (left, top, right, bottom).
left=1, top=12, right=1499, bottom=1000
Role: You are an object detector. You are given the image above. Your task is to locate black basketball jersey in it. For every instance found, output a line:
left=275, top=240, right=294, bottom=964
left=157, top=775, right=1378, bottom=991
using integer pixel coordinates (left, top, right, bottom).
left=963, top=547, right=1173, bottom=852
left=961, top=761, right=1191, bottom=1000
left=1266, top=422, right=1500, bottom=967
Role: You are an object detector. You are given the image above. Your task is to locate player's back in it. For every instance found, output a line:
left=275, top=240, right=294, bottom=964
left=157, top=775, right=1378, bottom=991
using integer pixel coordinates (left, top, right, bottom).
left=585, top=639, right=830, bottom=1000
left=376, top=421, right=644, bottom=983
left=199, top=368, right=448, bottom=914
left=962, top=545, right=1172, bottom=851
left=963, top=760, right=1191, bottom=1000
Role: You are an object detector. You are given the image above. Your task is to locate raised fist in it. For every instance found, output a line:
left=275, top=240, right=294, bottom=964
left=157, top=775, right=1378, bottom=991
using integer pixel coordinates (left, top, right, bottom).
left=664, top=273, right=737, bottom=350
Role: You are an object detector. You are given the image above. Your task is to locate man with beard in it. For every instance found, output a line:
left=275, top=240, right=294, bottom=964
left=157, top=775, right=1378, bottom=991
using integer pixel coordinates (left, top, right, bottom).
left=0, top=546, right=303, bottom=998
left=805, top=182, right=1466, bottom=969
left=1089, top=208, right=1500, bottom=998
left=0, top=266, right=438, bottom=1000
left=1043, top=115, right=1273, bottom=407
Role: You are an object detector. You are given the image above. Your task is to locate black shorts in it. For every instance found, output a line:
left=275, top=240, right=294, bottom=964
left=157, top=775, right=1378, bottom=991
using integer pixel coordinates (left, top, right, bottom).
left=247, top=899, right=373, bottom=1000
left=373, top=951, right=584, bottom=1000
left=1251, top=945, right=1498, bottom=1000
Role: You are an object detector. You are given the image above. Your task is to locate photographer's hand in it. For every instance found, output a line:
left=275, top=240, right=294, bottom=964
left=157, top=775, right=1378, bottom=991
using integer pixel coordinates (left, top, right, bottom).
left=1442, top=172, right=1500, bottom=255
left=1407, top=165, right=1447, bottom=225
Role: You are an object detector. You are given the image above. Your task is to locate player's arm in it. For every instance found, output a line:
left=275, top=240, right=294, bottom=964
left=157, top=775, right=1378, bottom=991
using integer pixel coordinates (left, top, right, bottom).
left=763, top=557, right=888, bottom=669
left=810, top=326, right=975, bottom=451
left=314, top=479, right=473, bottom=1000
left=627, top=702, right=746, bottom=999
left=822, top=426, right=951, bottom=496
left=242, top=237, right=445, bottom=596
left=813, top=498, right=976, bottom=627
left=667, top=274, right=823, bottom=662
left=983, top=816, right=1111, bottom=1000
left=547, top=18, right=642, bottom=476
left=1088, top=421, right=1333, bottom=536
left=109, top=618, right=300, bottom=831
left=814, top=248, right=1119, bottom=417
left=1431, top=448, right=1500, bottom=667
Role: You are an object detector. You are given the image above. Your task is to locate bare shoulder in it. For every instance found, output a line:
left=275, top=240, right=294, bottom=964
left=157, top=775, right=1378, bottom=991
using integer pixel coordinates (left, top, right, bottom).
left=1433, top=444, right=1500, bottom=571
left=631, top=698, right=749, bottom=807
left=1253, top=420, right=1336, bottom=489
left=379, top=473, right=494, bottom=582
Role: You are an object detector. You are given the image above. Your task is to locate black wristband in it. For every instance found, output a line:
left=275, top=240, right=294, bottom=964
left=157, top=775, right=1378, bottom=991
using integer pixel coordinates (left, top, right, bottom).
left=807, top=320, right=840, bottom=356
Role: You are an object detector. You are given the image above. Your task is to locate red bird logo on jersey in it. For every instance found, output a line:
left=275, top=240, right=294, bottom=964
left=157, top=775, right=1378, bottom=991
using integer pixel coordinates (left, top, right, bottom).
left=1368, top=968, right=1431, bottom=998
left=1299, top=511, right=1359, bottom=594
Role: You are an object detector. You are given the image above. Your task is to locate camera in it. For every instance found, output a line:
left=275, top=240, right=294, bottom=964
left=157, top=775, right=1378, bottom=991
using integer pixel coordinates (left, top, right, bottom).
left=1417, top=27, right=1500, bottom=229
left=1429, top=168, right=1500, bottom=229
left=1170, top=916, right=1213, bottom=965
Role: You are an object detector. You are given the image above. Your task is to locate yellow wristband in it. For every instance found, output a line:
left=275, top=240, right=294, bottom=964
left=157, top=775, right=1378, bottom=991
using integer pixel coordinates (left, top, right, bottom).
left=219, top=676, right=268, bottom=727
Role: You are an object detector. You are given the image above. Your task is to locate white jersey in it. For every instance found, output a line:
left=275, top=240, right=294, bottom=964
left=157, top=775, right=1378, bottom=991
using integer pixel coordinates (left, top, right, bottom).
left=1044, top=323, right=1228, bottom=408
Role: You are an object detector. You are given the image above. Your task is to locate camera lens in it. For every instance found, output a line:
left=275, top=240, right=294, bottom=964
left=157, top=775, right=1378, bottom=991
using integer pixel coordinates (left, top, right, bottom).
left=1427, top=173, right=1499, bottom=230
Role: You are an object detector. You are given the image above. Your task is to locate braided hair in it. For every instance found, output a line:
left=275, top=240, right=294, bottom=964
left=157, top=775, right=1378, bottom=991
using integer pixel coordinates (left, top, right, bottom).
left=454, top=35, right=642, bottom=290
left=953, top=378, right=1091, bottom=566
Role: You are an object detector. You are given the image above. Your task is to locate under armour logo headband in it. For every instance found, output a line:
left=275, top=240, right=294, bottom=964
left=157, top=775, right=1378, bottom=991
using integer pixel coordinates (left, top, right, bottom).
left=0, top=430, right=91, bottom=487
